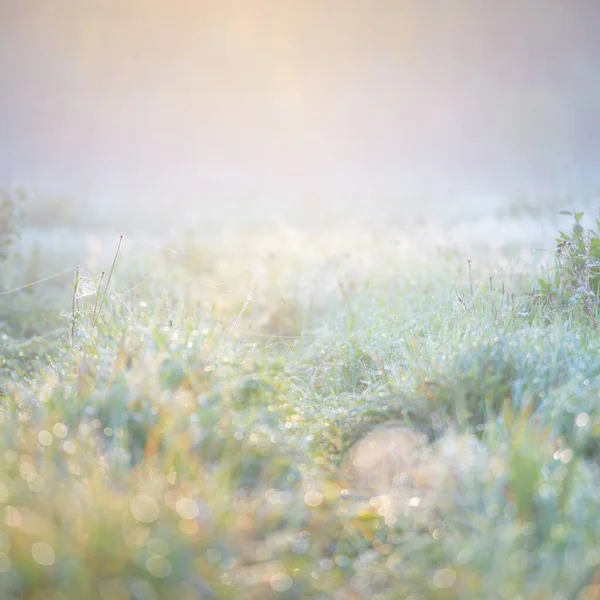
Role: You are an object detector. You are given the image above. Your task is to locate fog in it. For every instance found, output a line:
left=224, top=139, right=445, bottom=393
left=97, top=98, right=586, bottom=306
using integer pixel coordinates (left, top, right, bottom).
left=2, top=1, right=600, bottom=218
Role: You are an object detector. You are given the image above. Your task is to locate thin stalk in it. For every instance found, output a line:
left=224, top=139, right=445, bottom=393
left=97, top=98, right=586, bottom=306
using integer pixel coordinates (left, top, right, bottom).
left=225, top=269, right=255, bottom=343
left=71, top=266, right=79, bottom=341
left=91, top=271, right=105, bottom=327
left=468, top=260, right=475, bottom=313
left=490, top=276, right=495, bottom=321
left=93, top=234, right=123, bottom=327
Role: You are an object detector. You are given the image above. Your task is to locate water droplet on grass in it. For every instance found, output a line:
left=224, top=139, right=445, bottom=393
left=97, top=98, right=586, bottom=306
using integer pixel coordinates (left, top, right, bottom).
left=146, top=556, right=172, bottom=578
left=130, top=495, right=160, bottom=523
left=37, top=431, right=52, bottom=446
left=175, top=498, right=199, bottom=520
left=430, top=568, right=456, bottom=590
left=31, top=542, right=55, bottom=566
left=304, top=490, right=323, bottom=507
left=270, top=573, right=293, bottom=592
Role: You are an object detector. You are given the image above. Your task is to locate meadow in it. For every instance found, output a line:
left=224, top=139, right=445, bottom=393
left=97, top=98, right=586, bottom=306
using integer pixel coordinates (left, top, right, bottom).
left=2, top=193, right=600, bottom=599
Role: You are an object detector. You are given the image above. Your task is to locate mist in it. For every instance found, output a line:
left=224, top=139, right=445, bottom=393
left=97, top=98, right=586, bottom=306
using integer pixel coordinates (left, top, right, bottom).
left=2, top=0, right=600, bottom=219
left=5, top=9, right=600, bottom=595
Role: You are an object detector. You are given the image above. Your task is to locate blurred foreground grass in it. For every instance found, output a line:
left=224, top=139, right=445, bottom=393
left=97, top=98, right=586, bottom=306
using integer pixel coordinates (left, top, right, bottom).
left=2, top=210, right=600, bottom=599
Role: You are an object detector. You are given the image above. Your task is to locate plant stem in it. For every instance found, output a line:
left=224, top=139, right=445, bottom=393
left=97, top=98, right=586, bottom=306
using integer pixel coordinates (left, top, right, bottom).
left=468, top=260, right=475, bottom=313
left=91, top=271, right=105, bottom=327
left=71, top=265, right=79, bottom=341
left=93, top=234, right=124, bottom=327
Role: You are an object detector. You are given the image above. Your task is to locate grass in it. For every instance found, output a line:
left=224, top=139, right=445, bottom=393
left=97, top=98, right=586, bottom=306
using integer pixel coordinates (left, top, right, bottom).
left=2, top=208, right=600, bottom=599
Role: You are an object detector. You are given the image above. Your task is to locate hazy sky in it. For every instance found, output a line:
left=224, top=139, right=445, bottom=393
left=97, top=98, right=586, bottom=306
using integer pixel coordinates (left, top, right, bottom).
left=1, top=1, right=600, bottom=205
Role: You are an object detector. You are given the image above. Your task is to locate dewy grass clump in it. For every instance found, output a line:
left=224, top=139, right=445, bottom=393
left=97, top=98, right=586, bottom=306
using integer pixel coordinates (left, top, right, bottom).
left=3, top=210, right=600, bottom=599
left=419, top=328, right=576, bottom=433
left=537, top=211, right=600, bottom=321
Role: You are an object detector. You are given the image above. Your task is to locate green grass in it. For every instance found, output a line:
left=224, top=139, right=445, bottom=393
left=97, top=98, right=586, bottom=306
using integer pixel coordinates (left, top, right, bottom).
left=2, top=215, right=600, bottom=599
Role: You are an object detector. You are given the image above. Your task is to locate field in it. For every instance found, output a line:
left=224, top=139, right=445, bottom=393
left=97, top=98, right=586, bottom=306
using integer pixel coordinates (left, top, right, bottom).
left=2, top=195, right=600, bottom=599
